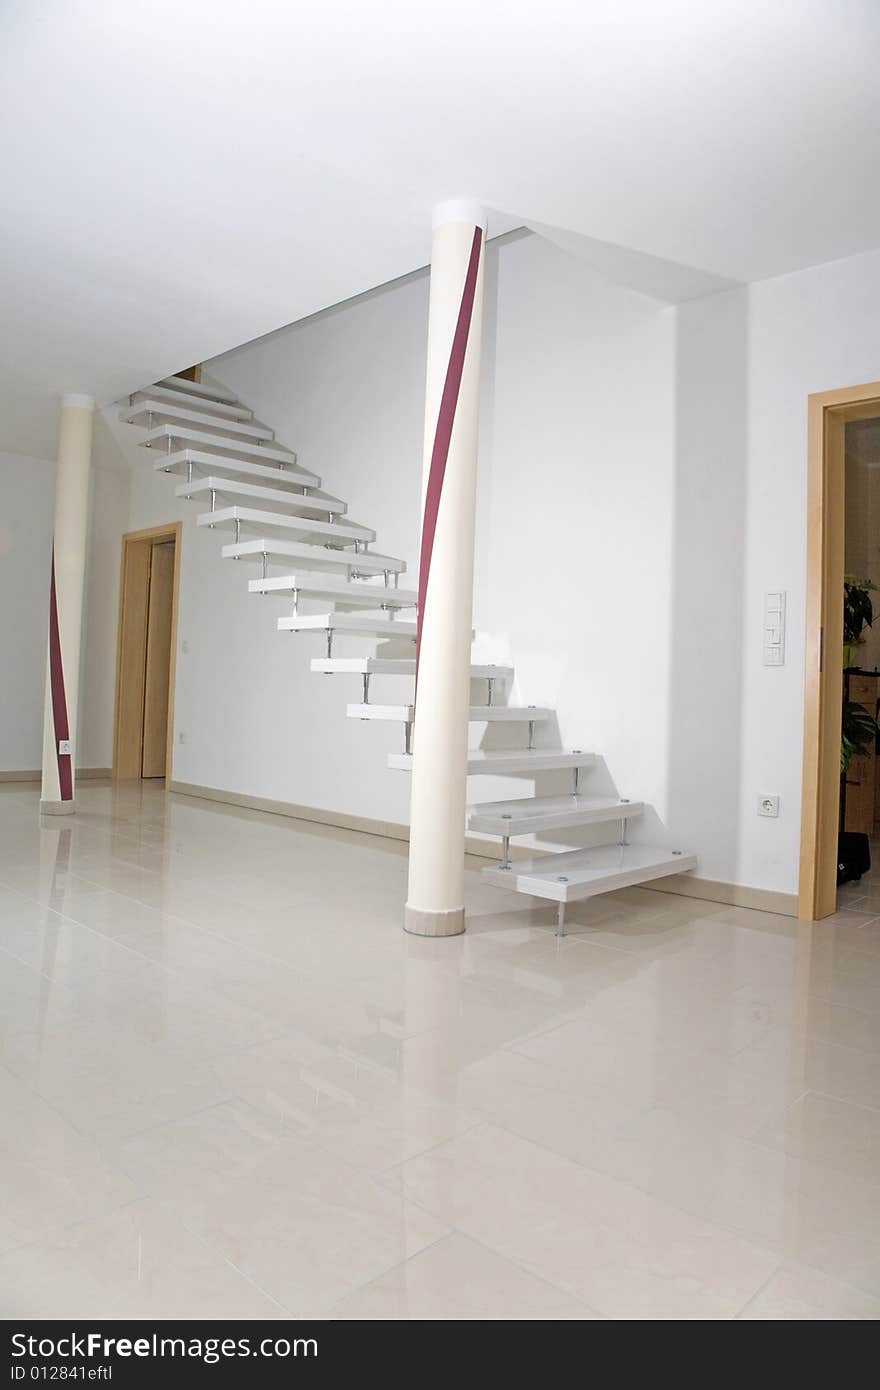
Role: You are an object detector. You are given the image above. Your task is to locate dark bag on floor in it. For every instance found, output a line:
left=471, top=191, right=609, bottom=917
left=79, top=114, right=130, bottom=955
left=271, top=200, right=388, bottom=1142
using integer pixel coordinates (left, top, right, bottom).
left=837, top=831, right=871, bottom=885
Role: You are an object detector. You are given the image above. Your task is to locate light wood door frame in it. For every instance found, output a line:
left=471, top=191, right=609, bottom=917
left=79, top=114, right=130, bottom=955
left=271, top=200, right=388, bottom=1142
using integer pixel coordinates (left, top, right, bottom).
left=799, top=380, right=880, bottom=919
left=141, top=540, right=176, bottom=778
left=112, top=523, right=182, bottom=781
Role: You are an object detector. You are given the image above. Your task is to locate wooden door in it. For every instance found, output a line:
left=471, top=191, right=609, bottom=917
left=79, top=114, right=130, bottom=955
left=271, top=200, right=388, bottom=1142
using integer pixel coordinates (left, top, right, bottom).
left=799, top=382, right=880, bottom=918
left=114, top=540, right=153, bottom=779
left=141, top=541, right=175, bottom=778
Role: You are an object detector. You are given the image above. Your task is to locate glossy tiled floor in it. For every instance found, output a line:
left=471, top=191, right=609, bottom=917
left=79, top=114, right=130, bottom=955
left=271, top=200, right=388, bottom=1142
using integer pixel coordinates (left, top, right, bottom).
left=1, top=782, right=880, bottom=1320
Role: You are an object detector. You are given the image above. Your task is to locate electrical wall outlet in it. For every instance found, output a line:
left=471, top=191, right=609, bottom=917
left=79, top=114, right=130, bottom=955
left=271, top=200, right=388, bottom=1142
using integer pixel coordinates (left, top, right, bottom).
left=58, top=739, right=72, bottom=755
left=758, top=794, right=780, bottom=818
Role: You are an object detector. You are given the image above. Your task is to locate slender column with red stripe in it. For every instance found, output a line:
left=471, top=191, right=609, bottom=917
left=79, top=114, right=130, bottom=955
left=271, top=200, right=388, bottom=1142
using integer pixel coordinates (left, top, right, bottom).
left=40, top=393, right=94, bottom=815
left=405, top=201, right=487, bottom=937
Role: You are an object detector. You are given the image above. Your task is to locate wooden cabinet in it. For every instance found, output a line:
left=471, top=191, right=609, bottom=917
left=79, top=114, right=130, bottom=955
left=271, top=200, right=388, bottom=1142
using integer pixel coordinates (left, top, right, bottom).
left=846, top=753, right=875, bottom=834
left=844, top=671, right=880, bottom=834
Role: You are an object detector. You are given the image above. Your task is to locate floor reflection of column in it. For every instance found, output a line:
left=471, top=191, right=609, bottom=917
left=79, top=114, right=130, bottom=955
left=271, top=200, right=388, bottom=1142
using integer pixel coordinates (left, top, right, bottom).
left=33, top=820, right=74, bottom=1049
left=402, top=943, right=464, bottom=1108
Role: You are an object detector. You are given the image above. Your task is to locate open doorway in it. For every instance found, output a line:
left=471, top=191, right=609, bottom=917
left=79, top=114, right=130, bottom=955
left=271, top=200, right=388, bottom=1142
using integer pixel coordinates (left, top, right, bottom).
left=800, top=381, right=880, bottom=919
left=113, top=523, right=181, bottom=781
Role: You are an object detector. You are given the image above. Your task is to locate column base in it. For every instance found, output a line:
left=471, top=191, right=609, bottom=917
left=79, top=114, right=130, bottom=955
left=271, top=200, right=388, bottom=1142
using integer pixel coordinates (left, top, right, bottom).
left=404, top=903, right=466, bottom=937
left=39, top=799, right=75, bottom=816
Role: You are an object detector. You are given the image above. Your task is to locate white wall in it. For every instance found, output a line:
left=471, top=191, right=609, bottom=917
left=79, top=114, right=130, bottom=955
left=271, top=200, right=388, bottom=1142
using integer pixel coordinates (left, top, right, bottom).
left=736, top=249, right=880, bottom=894
left=667, top=250, right=880, bottom=896
left=0, top=451, right=55, bottom=771
left=81, top=235, right=880, bottom=900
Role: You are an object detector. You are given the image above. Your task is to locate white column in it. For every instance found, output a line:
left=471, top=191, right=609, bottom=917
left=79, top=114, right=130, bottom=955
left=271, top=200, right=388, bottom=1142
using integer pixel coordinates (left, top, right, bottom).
left=40, top=393, right=95, bottom=815
left=405, top=200, right=487, bottom=937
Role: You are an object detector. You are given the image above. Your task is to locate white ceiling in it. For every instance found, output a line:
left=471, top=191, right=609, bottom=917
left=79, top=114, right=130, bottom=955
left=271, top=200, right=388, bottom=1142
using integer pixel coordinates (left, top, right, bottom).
left=2, top=0, right=880, bottom=456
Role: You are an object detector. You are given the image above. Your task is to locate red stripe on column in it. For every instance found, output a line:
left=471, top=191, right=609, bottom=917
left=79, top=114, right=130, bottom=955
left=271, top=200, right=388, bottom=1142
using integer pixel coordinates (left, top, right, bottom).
left=48, top=551, right=73, bottom=801
left=415, top=225, right=483, bottom=708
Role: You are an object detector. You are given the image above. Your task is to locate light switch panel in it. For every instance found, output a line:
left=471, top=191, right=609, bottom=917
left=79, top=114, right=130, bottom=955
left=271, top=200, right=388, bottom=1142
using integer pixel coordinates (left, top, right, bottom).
left=763, top=591, right=786, bottom=666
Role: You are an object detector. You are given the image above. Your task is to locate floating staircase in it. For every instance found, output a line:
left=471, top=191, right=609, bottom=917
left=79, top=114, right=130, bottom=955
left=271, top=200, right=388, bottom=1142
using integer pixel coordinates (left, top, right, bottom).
left=177, top=476, right=348, bottom=520
left=122, top=372, right=695, bottom=932
left=252, top=575, right=418, bottom=609
left=124, top=397, right=274, bottom=442
left=154, top=449, right=321, bottom=491
left=197, top=506, right=374, bottom=548
left=141, top=424, right=300, bottom=468
left=224, top=540, right=405, bottom=579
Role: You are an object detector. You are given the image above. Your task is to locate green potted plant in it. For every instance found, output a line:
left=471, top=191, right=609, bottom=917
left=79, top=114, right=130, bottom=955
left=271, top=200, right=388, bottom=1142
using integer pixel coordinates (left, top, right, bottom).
left=842, top=699, right=879, bottom=774
left=844, top=576, right=876, bottom=668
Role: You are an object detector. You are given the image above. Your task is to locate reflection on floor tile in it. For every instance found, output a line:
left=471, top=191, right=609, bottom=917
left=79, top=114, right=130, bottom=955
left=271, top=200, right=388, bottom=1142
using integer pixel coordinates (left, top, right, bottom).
left=1, top=780, right=879, bottom=1318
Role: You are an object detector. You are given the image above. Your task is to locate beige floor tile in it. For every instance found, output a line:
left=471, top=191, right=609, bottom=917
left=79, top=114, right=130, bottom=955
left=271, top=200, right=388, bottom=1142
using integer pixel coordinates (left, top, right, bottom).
left=2, top=1020, right=230, bottom=1141
left=755, top=1090, right=880, bottom=1185
left=0, top=911, right=156, bottom=987
left=452, top=1048, right=652, bottom=1167
left=0, top=1094, right=139, bottom=1253
left=0, top=955, right=87, bottom=1044
left=585, top=1103, right=880, bottom=1286
left=176, top=1131, right=450, bottom=1316
left=0, top=1199, right=286, bottom=1319
left=738, top=1263, right=880, bottom=1320
left=106, top=1098, right=300, bottom=1208
left=332, top=1232, right=597, bottom=1319
left=2, top=780, right=879, bottom=1319
left=398, top=1123, right=778, bottom=1320
left=212, top=1035, right=480, bottom=1171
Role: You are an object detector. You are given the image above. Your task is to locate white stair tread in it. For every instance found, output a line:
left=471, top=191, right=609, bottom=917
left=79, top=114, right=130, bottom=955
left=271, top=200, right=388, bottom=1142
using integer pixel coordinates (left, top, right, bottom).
left=140, top=426, right=297, bottom=468
left=197, top=506, right=375, bottom=545
left=468, top=795, right=644, bottom=836
left=158, top=375, right=240, bottom=404
left=281, top=613, right=418, bottom=637
left=252, top=575, right=417, bottom=607
left=153, top=449, right=320, bottom=491
left=225, top=540, right=406, bottom=577
left=482, top=843, right=696, bottom=902
left=134, top=385, right=252, bottom=421
left=123, top=400, right=273, bottom=441
left=348, top=704, right=549, bottom=722
left=389, top=749, right=595, bottom=774
left=178, top=476, right=346, bottom=516
left=311, top=658, right=509, bottom=677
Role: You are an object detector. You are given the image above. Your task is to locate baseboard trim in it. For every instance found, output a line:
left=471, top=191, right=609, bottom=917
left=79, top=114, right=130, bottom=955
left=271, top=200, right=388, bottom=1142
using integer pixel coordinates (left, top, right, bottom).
left=167, top=779, right=798, bottom=917
left=169, top=778, right=524, bottom=859
left=642, top=872, right=798, bottom=917
left=168, top=779, right=414, bottom=844
left=0, top=767, right=112, bottom=784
